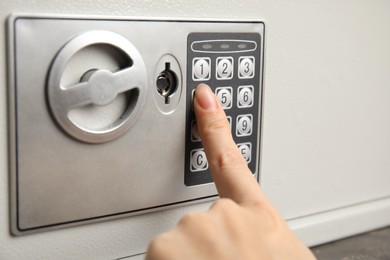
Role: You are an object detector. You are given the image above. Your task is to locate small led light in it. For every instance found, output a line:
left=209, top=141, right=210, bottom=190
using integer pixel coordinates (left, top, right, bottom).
left=202, top=43, right=212, bottom=49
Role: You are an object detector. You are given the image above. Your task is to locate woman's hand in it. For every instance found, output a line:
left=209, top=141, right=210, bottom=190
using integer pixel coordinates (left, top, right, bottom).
left=146, top=84, right=316, bottom=260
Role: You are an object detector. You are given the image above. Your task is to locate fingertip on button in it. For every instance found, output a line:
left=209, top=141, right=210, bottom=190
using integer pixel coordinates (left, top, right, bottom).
left=194, top=84, right=218, bottom=111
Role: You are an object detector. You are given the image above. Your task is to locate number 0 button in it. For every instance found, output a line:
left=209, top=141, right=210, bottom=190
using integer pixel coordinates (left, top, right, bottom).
left=216, top=57, right=233, bottom=80
left=190, top=149, right=208, bottom=172
left=236, top=114, right=253, bottom=137
left=193, top=57, right=211, bottom=81
left=238, top=56, right=255, bottom=79
left=215, top=87, right=233, bottom=109
left=238, top=85, right=254, bottom=108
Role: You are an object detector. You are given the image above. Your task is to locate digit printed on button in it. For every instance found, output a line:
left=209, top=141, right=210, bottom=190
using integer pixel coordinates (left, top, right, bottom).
left=236, top=114, right=253, bottom=137
left=216, top=57, right=233, bottom=80
left=215, top=87, right=233, bottom=109
left=238, top=142, right=252, bottom=163
left=192, top=57, right=211, bottom=81
left=190, top=148, right=208, bottom=172
left=237, top=85, right=254, bottom=108
left=238, top=56, right=255, bottom=79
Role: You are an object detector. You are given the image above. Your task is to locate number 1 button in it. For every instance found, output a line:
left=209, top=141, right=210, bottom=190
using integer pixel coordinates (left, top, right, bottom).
left=193, top=57, right=211, bottom=81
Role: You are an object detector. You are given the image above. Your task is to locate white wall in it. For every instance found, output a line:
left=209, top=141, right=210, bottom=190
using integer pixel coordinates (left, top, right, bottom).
left=1, top=0, right=390, bottom=259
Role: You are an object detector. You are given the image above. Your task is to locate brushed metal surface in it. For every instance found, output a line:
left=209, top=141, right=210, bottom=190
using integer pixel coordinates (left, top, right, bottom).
left=8, top=15, right=265, bottom=234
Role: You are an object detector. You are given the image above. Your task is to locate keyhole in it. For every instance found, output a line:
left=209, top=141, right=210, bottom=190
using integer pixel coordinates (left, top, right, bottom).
left=156, top=62, right=178, bottom=104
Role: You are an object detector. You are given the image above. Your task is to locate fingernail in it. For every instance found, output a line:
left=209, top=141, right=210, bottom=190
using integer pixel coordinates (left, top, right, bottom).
left=195, top=84, right=218, bottom=110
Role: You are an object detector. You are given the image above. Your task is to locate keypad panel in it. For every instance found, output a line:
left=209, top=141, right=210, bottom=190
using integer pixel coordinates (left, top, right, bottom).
left=185, top=33, right=262, bottom=186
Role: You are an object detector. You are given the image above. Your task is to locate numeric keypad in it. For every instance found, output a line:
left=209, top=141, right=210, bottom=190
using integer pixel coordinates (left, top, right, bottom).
left=186, top=32, right=262, bottom=186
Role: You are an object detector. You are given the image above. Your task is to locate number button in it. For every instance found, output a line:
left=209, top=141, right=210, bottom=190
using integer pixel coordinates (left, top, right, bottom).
left=236, top=114, right=253, bottom=137
left=237, top=85, right=254, bottom=108
left=238, top=56, right=255, bottom=79
left=191, top=120, right=201, bottom=142
left=226, top=116, right=232, bottom=131
left=215, top=87, right=233, bottom=109
left=190, top=149, right=208, bottom=172
left=191, top=89, right=195, bottom=111
left=216, top=57, right=233, bottom=80
left=238, top=143, right=252, bottom=163
left=193, top=57, right=211, bottom=81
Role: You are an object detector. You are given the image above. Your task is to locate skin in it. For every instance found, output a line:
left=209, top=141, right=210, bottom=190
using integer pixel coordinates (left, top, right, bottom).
left=146, top=84, right=316, bottom=260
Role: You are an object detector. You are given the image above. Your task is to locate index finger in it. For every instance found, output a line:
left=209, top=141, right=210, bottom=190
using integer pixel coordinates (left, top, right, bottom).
left=193, top=84, right=265, bottom=206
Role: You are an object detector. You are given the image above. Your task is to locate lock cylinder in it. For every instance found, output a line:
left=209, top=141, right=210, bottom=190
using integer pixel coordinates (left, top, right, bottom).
left=156, top=63, right=178, bottom=104
left=153, top=54, right=182, bottom=113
